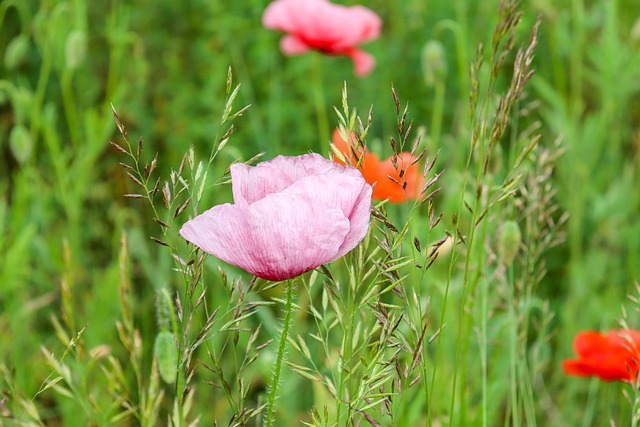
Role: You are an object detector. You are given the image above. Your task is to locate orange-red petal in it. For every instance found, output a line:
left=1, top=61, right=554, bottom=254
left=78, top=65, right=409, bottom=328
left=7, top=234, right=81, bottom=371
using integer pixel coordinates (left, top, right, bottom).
left=331, top=129, right=423, bottom=203
left=564, top=329, right=640, bottom=382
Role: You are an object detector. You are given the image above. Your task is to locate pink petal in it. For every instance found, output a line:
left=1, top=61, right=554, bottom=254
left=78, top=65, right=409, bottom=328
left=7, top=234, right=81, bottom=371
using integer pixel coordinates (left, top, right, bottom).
left=337, top=180, right=372, bottom=257
left=280, top=35, right=311, bottom=55
left=263, top=0, right=326, bottom=34
left=347, top=6, right=382, bottom=42
left=179, top=193, right=351, bottom=281
left=347, top=49, right=376, bottom=77
left=232, top=154, right=359, bottom=205
left=231, top=163, right=293, bottom=205
left=265, top=153, right=363, bottom=182
left=280, top=166, right=372, bottom=259
left=262, top=0, right=381, bottom=55
left=262, top=0, right=292, bottom=30
left=180, top=203, right=248, bottom=267
left=285, top=172, right=370, bottom=219
left=325, top=6, right=382, bottom=51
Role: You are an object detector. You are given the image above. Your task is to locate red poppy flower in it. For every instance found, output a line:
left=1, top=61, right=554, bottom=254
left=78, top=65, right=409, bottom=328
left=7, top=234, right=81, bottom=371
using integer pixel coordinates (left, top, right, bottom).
left=262, top=0, right=382, bottom=77
left=332, top=129, right=423, bottom=203
left=563, top=329, right=640, bottom=382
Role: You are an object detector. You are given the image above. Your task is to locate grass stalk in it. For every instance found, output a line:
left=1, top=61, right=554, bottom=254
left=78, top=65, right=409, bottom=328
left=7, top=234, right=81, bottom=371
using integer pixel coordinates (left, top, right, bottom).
left=506, top=265, right=520, bottom=427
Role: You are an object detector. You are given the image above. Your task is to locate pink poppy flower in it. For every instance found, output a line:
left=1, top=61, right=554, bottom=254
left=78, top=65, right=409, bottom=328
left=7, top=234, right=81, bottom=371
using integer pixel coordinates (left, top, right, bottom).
left=262, top=0, right=382, bottom=77
left=180, top=154, right=372, bottom=281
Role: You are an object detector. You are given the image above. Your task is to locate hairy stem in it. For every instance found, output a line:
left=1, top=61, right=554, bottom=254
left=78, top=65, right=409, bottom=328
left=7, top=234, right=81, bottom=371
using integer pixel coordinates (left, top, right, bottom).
left=265, top=279, right=294, bottom=427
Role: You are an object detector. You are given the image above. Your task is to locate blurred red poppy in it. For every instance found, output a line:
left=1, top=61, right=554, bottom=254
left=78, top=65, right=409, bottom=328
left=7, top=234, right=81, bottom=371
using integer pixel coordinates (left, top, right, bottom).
left=563, top=329, right=640, bottom=382
left=332, top=129, right=423, bottom=203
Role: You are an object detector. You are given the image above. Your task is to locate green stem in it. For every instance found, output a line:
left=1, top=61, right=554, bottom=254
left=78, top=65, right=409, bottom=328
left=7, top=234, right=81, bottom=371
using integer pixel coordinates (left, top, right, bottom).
left=481, top=270, right=488, bottom=427
left=507, top=266, right=519, bottom=427
left=632, top=383, right=640, bottom=427
left=336, top=295, right=354, bottom=423
left=430, top=19, right=469, bottom=121
left=430, top=80, right=445, bottom=149
left=61, top=70, right=81, bottom=148
left=569, top=0, right=584, bottom=119
left=266, top=279, right=294, bottom=427
left=173, top=282, right=190, bottom=426
left=312, top=54, right=330, bottom=155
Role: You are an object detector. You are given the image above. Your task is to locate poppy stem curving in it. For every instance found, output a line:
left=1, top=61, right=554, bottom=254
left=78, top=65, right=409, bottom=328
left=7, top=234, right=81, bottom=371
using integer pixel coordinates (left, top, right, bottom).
left=265, top=278, right=295, bottom=427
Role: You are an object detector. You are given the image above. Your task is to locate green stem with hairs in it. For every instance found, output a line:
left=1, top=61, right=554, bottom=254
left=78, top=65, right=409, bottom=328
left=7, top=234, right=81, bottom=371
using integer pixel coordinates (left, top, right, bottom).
left=312, top=54, right=330, bottom=155
left=266, top=279, right=294, bottom=427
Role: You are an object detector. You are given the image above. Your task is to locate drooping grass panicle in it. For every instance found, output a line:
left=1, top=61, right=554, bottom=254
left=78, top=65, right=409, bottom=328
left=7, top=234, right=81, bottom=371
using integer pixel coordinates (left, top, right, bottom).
left=109, top=69, right=269, bottom=426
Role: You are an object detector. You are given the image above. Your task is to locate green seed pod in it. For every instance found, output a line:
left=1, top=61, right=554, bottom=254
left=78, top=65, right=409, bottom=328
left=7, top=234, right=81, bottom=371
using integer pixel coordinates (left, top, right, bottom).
left=0, top=89, right=9, bottom=106
left=499, top=221, right=522, bottom=266
left=632, top=17, right=640, bottom=43
left=32, top=10, right=48, bottom=46
left=9, top=125, right=33, bottom=165
left=154, top=331, right=177, bottom=384
left=65, top=30, right=87, bottom=71
left=12, top=88, right=33, bottom=124
left=421, top=40, right=447, bottom=87
left=4, top=34, right=31, bottom=70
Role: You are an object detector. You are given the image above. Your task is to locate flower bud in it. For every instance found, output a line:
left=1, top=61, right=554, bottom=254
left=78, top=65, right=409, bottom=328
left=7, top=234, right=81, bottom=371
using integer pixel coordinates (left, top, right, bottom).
left=632, top=17, right=640, bottom=44
left=421, top=40, right=447, bottom=87
left=12, top=88, right=33, bottom=124
left=9, top=125, right=33, bottom=165
left=65, top=30, right=87, bottom=70
left=32, top=10, right=48, bottom=46
left=154, top=331, right=177, bottom=384
left=4, top=34, right=30, bottom=70
left=499, top=220, right=521, bottom=266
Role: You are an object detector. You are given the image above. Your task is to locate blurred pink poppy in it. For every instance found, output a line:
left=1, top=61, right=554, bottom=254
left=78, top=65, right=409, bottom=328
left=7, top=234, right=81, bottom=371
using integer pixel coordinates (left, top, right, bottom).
left=180, top=154, right=372, bottom=281
left=262, top=0, right=382, bottom=77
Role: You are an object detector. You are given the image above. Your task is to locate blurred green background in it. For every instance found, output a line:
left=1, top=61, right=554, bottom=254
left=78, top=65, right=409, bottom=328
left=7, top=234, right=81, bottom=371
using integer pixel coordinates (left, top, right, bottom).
left=1, top=0, right=639, bottom=425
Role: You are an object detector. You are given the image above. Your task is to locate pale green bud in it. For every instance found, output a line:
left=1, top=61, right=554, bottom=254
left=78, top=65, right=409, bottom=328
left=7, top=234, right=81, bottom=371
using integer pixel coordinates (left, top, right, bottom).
left=421, top=40, right=447, bottom=87
left=632, top=17, right=640, bottom=44
left=154, top=331, right=177, bottom=384
left=4, top=34, right=30, bottom=70
left=0, top=90, right=9, bottom=106
left=12, top=88, right=33, bottom=124
left=65, top=31, right=87, bottom=70
left=9, top=125, right=33, bottom=165
left=499, top=221, right=522, bottom=266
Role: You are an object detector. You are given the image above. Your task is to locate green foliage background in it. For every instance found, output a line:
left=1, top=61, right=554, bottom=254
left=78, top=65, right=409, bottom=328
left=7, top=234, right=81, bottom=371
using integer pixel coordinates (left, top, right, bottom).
left=0, top=0, right=639, bottom=425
